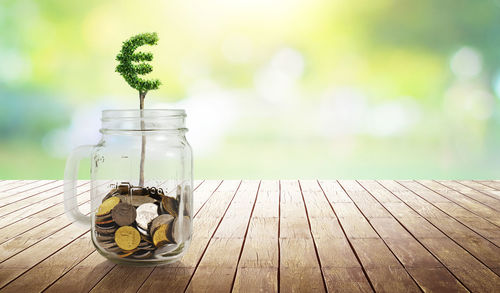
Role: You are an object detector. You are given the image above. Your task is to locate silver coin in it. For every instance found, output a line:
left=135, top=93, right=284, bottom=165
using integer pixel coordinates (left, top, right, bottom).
left=150, top=214, right=174, bottom=236
left=136, top=203, right=159, bottom=231
left=137, top=225, right=150, bottom=236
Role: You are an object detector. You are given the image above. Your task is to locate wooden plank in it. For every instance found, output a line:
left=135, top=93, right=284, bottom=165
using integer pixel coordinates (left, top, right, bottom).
left=300, top=180, right=373, bottom=293
left=460, top=180, right=500, bottom=200
left=0, top=180, right=39, bottom=195
left=44, top=250, right=115, bottom=293
left=233, top=180, right=279, bottom=293
left=437, top=180, right=500, bottom=212
left=476, top=180, right=500, bottom=195
left=185, top=181, right=259, bottom=292
left=341, top=180, right=468, bottom=292
left=0, top=180, right=173, bottom=291
left=279, top=180, right=325, bottom=293
left=0, top=234, right=95, bottom=292
left=0, top=181, right=87, bottom=219
left=108, top=180, right=238, bottom=292
left=0, top=182, right=91, bottom=244
left=0, top=180, right=21, bottom=189
left=374, top=180, right=500, bottom=291
left=45, top=180, right=209, bottom=293
left=398, top=180, right=500, bottom=246
left=0, top=222, right=89, bottom=288
left=417, top=180, right=500, bottom=226
left=0, top=186, right=91, bottom=263
left=0, top=180, right=56, bottom=202
left=323, top=181, right=419, bottom=292
left=399, top=180, right=500, bottom=244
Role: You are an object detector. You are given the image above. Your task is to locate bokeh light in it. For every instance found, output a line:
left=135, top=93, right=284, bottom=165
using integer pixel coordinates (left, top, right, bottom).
left=1, top=0, right=499, bottom=179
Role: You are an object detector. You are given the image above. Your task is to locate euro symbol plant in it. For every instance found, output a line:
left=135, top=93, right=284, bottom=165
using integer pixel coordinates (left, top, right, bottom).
left=116, top=32, right=161, bottom=186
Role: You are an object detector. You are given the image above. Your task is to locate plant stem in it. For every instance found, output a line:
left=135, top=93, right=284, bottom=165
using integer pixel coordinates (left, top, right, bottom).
left=139, top=91, right=146, bottom=187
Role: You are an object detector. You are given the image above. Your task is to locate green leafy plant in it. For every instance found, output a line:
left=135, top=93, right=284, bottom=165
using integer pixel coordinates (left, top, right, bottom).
left=116, top=32, right=161, bottom=186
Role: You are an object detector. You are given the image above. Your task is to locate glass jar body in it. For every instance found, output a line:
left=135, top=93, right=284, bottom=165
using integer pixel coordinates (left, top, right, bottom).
left=90, top=132, right=193, bottom=265
left=64, top=109, right=193, bottom=266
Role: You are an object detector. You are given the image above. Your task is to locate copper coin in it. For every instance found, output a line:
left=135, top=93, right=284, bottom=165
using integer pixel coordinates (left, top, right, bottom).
left=111, top=203, right=137, bottom=226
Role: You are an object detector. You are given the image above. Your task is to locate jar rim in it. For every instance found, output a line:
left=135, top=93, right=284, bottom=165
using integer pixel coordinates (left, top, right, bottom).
left=101, top=109, right=186, bottom=119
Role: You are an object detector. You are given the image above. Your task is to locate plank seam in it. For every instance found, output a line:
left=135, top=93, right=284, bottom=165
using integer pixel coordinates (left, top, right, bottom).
left=0, top=229, right=90, bottom=290
left=339, top=181, right=424, bottom=293
left=0, top=181, right=89, bottom=221
left=183, top=180, right=243, bottom=292
left=41, top=249, right=97, bottom=292
left=297, top=180, right=328, bottom=293
left=415, top=181, right=500, bottom=229
left=396, top=181, right=499, bottom=249
left=133, top=180, right=209, bottom=293
left=434, top=180, right=500, bottom=212
left=455, top=180, right=500, bottom=202
left=363, top=180, right=472, bottom=291
left=0, top=180, right=59, bottom=204
left=0, top=180, right=39, bottom=193
left=371, top=180, right=489, bottom=289
left=229, top=180, right=262, bottom=292
left=316, top=180, right=376, bottom=293
left=402, top=181, right=500, bottom=277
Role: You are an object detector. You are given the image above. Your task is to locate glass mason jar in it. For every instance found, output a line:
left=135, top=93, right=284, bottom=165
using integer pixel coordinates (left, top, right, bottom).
left=63, top=109, right=193, bottom=266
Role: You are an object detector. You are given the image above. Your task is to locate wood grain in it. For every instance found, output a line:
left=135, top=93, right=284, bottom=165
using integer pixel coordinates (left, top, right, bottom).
left=0, top=180, right=498, bottom=293
left=376, top=180, right=500, bottom=291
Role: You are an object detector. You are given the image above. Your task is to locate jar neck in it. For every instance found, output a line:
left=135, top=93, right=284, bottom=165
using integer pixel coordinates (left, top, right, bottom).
left=99, top=109, right=187, bottom=135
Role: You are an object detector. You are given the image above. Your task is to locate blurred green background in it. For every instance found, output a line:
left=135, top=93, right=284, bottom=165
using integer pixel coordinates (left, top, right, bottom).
left=1, top=0, right=500, bottom=179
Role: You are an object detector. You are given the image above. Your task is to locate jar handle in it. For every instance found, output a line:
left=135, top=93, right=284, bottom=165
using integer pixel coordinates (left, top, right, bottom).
left=64, top=145, right=93, bottom=226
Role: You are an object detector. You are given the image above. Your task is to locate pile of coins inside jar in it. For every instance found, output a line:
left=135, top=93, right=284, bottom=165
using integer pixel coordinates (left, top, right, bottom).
left=94, top=182, right=190, bottom=259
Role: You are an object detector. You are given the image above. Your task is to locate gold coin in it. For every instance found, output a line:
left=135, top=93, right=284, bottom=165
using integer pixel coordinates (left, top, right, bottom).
left=152, top=224, right=171, bottom=247
left=96, top=196, right=120, bottom=216
left=114, top=226, right=141, bottom=251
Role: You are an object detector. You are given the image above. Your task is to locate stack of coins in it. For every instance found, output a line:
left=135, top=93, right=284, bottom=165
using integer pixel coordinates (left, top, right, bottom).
left=94, top=182, right=189, bottom=259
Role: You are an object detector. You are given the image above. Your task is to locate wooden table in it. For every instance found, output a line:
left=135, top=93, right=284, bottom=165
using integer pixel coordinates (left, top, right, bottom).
left=0, top=180, right=499, bottom=292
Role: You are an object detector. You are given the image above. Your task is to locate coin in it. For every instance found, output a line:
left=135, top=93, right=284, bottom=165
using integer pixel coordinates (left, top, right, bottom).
left=114, top=226, right=141, bottom=250
left=111, top=202, right=137, bottom=226
left=140, top=233, right=153, bottom=244
left=152, top=224, right=171, bottom=247
left=136, top=203, right=159, bottom=231
left=96, top=196, right=120, bottom=216
left=96, top=234, right=115, bottom=242
left=150, top=214, right=174, bottom=236
left=161, top=196, right=178, bottom=217
left=103, top=188, right=120, bottom=201
left=132, top=250, right=153, bottom=259
left=95, top=213, right=112, bottom=222
left=95, top=225, right=117, bottom=235
left=95, top=218, right=114, bottom=225
left=117, top=195, right=157, bottom=207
